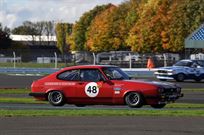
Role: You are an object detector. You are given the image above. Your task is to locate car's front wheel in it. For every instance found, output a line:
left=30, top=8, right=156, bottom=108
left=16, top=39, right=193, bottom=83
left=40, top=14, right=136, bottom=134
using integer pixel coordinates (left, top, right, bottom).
left=125, top=92, right=144, bottom=108
left=175, top=73, right=185, bottom=82
left=151, top=104, right=166, bottom=109
left=48, top=91, right=65, bottom=106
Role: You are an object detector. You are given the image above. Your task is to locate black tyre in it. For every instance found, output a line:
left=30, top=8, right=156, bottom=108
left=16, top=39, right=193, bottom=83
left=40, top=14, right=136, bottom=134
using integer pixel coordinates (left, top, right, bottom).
left=159, top=79, right=167, bottom=81
left=125, top=92, right=144, bottom=108
left=48, top=91, right=65, bottom=106
left=151, top=104, right=166, bottom=109
left=175, top=73, right=185, bottom=82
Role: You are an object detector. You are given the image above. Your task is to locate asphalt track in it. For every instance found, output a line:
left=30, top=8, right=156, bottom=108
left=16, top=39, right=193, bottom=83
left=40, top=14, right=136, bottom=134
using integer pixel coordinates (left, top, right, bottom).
left=0, top=116, right=204, bottom=135
left=0, top=74, right=204, bottom=89
left=0, top=74, right=204, bottom=135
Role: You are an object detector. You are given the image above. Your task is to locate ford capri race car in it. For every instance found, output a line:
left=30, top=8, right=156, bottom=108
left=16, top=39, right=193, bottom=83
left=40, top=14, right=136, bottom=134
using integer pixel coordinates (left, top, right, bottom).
left=155, top=59, right=204, bottom=82
left=29, top=65, right=183, bottom=108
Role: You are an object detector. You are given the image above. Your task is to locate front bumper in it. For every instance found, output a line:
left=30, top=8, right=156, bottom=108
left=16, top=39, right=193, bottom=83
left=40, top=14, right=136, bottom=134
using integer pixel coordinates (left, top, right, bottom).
left=155, top=74, right=177, bottom=80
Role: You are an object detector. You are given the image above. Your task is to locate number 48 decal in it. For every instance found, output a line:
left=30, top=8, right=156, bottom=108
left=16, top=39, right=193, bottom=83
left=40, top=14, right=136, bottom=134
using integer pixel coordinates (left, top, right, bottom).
left=85, top=82, right=99, bottom=97
left=87, top=86, right=97, bottom=93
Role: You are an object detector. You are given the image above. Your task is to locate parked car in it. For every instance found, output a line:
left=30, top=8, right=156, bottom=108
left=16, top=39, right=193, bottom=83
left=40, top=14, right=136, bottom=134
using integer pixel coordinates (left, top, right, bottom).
left=29, top=65, right=183, bottom=108
left=154, top=59, right=204, bottom=82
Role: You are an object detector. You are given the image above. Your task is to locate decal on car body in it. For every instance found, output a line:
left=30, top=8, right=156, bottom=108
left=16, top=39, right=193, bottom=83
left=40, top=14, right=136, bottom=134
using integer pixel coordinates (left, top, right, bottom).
left=85, top=82, right=99, bottom=97
left=44, top=82, right=76, bottom=86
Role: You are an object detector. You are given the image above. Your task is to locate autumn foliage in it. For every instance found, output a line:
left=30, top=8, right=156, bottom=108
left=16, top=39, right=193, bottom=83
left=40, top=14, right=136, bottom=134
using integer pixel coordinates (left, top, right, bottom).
left=69, top=0, right=204, bottom=53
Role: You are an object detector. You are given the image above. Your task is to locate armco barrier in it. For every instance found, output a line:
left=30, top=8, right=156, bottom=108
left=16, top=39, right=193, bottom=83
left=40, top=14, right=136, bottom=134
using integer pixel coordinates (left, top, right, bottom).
left=0, top=67, right=155, bottom=77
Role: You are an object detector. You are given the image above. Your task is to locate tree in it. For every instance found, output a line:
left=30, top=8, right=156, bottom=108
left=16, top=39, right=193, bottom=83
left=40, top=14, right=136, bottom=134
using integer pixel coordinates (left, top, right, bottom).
left=44, top=21, right=55, bottom=46
left=126, top=0, right=163, bottom=52
left=0, top=23, right=12, bottom=49
left=55, top=23, right=72, bottom=55
left=70, top=4, right=111, bottom=51
left=12, top=21, right=55, bottom=45
left=86, top=5, right=117, bottom=52
left=12, top=21, right=39, bottom=45
left=105, top=0, right=141, bottom=51
left=165, top=0, right=204, bottom=52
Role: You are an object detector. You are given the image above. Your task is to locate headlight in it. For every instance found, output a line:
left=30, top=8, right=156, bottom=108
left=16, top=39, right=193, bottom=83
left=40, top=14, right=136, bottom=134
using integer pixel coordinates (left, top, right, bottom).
left=169, top=70, right=176, bottom=75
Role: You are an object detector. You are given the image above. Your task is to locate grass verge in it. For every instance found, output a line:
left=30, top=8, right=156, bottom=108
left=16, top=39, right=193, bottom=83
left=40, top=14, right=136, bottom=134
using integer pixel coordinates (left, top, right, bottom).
left=0, top=89, right=30, bottom=94
left=0, top=97, right=204, bottom=109
left=0, top=109, right=203, bottom=117
left=0, top=98, right=46, bottom=104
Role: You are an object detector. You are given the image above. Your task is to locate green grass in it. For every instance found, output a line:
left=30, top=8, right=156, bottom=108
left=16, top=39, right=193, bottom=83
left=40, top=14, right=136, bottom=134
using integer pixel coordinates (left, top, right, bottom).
left=0, top=89, right=30, bottom=94
left=166, top=103, right=204, bottom=108
left=0, top=109, right=203, bottom=117
left=0, top=96, right=203, bottom=109
left=0, top=97, right=46, bottom=104
left=182, top=88, right=204, bottom=92
left=0, top=62, right=74, bottom=68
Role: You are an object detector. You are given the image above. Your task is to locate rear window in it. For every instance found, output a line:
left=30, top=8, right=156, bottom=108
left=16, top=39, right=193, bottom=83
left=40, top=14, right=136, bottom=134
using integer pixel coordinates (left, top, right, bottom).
left=57, top=70, right=79, bottom=81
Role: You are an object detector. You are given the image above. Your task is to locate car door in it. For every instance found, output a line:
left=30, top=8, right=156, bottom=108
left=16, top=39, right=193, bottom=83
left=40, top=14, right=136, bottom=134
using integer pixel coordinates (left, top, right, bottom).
left=56, top=69, right=80, bottom=99
left=75, top=69, right=114, bottom=104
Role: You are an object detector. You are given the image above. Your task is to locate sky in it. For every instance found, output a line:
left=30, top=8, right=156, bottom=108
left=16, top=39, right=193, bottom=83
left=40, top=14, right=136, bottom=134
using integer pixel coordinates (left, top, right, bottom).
left=0, top=0, right=125, bottom=28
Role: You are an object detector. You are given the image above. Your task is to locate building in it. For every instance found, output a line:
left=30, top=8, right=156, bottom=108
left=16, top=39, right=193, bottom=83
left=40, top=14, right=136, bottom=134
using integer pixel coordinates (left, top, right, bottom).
left=10, top=34, right=57, bottom=46
left=0, top=35, right=61, bottom=62
left=185, top=24, right=204, bottom=58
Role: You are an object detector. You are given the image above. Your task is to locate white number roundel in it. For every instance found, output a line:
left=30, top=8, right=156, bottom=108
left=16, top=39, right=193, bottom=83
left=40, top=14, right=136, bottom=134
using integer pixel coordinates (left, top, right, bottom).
left=85, top=82, right=99, bottom=97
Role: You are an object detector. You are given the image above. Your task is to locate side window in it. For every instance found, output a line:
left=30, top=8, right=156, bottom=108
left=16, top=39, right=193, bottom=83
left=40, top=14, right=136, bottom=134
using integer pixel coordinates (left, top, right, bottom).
left=196, top=61, right=204, bottom=67
left=80, top=69, right=103, bottom=82
left=57, top=70, right=79, bottom=81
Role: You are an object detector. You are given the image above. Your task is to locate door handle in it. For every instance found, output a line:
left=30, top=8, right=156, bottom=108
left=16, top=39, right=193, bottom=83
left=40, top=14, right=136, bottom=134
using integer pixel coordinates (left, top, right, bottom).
left=78, top=82, right=84, bottom=85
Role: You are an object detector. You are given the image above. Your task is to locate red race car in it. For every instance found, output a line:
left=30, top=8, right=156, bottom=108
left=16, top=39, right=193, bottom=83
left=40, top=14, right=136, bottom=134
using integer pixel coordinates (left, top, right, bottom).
left=29, top=65, right=183, bottom=108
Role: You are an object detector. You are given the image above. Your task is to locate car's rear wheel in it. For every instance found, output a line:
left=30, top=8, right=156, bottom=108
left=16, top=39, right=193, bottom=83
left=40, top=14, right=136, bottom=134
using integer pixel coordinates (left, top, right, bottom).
left=125, top=92, right=143, bottom=108
left=175, top=73, right=185, bottom=82
left=48, top=91, right=65, bottom=106
left=151, top=104, right=166, bottom=109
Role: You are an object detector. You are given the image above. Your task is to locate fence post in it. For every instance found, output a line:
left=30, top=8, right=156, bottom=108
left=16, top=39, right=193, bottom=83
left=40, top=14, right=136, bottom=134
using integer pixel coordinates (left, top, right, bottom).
left=93, top=52, right=96, bottom=65
left=129, top=53, right=132, bottom=69
left=163, top=53, right=167, bottom=67
left=54, top=52, right=58, bottom=69
left=13, top=51, right=16, bottom=68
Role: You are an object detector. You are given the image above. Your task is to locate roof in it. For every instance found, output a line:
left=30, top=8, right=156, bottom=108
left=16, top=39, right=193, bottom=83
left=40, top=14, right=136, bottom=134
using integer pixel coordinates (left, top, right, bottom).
left=10, top=35, right=57, bottom=42
left=62, top=65, right=118, bottom=70
left=185, top=24, right=204, bottom=48
left=190, top=25, right=204, bottom=40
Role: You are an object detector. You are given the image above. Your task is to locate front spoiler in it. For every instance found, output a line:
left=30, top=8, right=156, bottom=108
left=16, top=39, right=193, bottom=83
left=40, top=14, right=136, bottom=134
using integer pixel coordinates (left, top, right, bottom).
left=145, top=93, right=184, bottom=103
left=155, top=75, right=175, bottom=80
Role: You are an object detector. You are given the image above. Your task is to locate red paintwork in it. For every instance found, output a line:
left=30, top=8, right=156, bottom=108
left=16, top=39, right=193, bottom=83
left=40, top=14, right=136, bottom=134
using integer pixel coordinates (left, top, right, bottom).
left=30, top=65, right=181, bottom=106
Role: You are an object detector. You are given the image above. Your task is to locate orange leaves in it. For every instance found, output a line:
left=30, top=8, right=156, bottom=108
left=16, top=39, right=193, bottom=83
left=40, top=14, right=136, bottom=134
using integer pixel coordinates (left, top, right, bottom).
left=69, top=0, right=204, bottom=53
left=86, top=5, right=117, bottom=52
